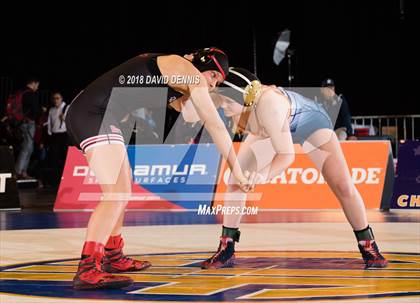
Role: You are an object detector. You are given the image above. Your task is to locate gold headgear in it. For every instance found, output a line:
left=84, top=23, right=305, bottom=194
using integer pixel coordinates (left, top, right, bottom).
left=243, top=80, right=262, bottom=107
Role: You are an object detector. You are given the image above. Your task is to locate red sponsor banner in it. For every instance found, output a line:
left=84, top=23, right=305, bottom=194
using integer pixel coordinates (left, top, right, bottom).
left=56, top=142, right=392, bottom=211
left=214, top=141, right=392, bottom=209
left=54, top=147, right=182, bottom=211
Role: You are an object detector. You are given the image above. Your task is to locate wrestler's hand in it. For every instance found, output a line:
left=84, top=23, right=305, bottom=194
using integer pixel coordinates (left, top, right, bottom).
left=236, top=172, right=252, bottom=193
left=244, top=170, right=265, bottom=191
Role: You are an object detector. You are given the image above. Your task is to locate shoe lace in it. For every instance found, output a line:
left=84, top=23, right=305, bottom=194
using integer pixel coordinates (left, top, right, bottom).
left=106, top=248, right=132, bottom=263
left=208, top=237, right=233, bottom=263
left=362, top=240, right=382, bottom=259
left=78, top=256, right=103, bottom=275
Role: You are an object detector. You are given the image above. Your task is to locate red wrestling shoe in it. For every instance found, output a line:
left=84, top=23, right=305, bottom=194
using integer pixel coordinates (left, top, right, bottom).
left=201, top=236, right=236, bottom=269
left=358, top=240, right=388, bottom=269
left=103, top=235, right=151, bottom=273
left=354, top=226, right=388, bottom=269
left=73, top=242, right=133, bottom=290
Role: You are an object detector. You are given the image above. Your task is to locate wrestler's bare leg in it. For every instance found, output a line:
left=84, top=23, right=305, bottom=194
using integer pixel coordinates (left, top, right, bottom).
left=302, top=129, right=368, bottom=230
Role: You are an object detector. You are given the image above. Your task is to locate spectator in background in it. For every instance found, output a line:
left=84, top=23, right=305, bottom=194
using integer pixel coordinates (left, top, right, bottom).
left=143, top=108, right=157, bottom=130
left=15, top=77, right=40, bottom=179
left=47, top=91, right=69, bottom=185
left=319, top=78, right=356, bottom=141
left=127, top=108, right=159, bottom=144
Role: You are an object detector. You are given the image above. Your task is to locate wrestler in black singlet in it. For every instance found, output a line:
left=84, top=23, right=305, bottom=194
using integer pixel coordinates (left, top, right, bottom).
left=65, top=48, right=228, bottom=152
left=66, top=48, right=229, bottom=151
left=65, top=54, right=179, bottom=151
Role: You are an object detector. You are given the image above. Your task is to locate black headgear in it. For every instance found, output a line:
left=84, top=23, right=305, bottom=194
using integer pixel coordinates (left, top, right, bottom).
left=222, top=67, right=262, bottom=107
left=191, top=47, right=229, bottom=80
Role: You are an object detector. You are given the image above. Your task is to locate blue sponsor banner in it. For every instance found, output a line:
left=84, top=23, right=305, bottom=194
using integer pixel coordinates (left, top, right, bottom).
left=390, top=140, right=420, bottom=209
left=127, top=144, right=221, bottom=209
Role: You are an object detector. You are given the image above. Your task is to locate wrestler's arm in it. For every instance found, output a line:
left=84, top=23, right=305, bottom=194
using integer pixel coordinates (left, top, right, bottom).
left=258, top=89, right=295, bottom=181
left=158, top=55, right=248, bottom=188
